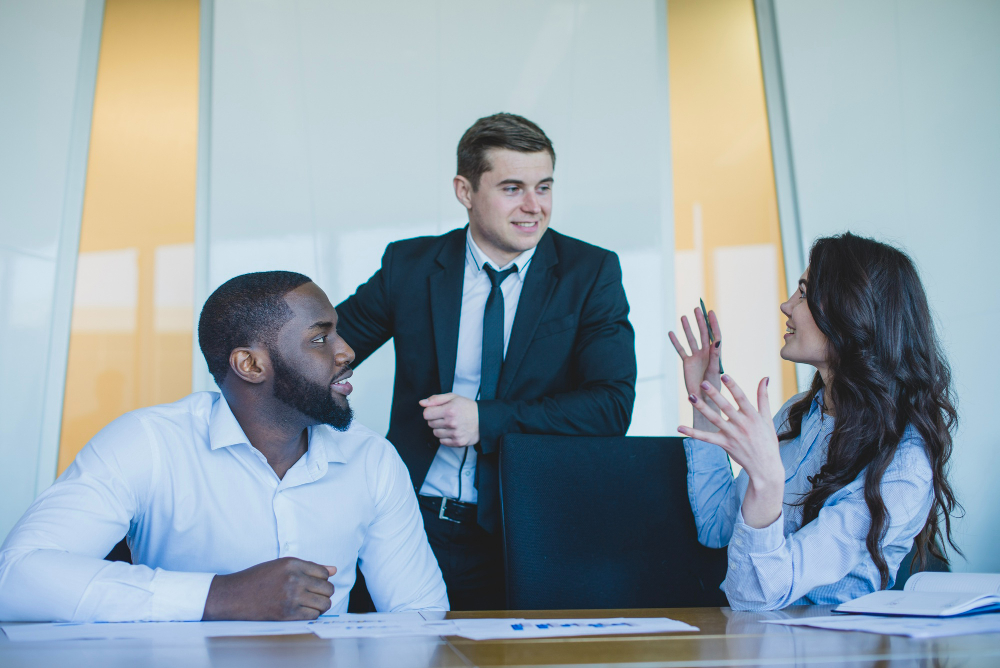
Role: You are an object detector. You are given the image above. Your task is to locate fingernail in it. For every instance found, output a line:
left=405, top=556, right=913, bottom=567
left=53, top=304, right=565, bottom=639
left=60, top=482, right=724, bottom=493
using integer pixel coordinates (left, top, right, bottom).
left=765, top=377, right=770, bottom=387
left=722, top=374, right=731, bottom=383
left=715, top=341, right=721, bottom=349
left=688, top=394, right=698, bottom=404
left=701, top=381, right=711, bottom=391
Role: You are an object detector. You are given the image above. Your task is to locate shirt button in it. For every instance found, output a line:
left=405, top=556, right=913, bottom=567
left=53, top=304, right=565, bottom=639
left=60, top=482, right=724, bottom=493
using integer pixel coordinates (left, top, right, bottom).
left=464, top=470, right=472, bottom=476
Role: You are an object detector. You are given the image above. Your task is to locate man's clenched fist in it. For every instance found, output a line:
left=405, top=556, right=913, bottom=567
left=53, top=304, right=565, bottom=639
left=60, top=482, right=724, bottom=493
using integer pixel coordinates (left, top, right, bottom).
left=202, top=557, right=337, bottom=621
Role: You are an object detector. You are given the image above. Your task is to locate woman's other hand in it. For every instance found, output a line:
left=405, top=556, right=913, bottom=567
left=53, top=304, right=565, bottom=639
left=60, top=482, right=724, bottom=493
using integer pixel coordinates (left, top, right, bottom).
left=678, top=374, right=784, bottom=529
left=669, top=308, right=723, bottom=432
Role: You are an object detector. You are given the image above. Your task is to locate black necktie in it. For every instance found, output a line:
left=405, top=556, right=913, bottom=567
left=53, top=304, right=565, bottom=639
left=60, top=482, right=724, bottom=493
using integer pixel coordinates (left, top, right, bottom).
left=479, top=264, right=518, bottom=400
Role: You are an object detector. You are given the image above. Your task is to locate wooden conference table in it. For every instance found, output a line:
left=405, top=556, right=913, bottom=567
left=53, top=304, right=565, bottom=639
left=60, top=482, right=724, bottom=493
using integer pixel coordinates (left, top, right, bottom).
left=3, top=606, right=999, bottom=667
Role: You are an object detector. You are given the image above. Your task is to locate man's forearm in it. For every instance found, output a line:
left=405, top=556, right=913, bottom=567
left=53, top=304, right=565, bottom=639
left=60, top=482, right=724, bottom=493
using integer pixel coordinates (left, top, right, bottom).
left=0, top=547, right=214, bottom=622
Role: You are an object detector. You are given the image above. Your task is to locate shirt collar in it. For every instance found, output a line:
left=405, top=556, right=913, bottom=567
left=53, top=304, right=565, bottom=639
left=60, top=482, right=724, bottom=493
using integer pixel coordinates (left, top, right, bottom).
left=465, top=228, right=535, bottom=277
left=209, top=392, right=348, bottom=465
left=209, top=393, right=252, bottom=451
left=811, top=388, right=832, bottom=421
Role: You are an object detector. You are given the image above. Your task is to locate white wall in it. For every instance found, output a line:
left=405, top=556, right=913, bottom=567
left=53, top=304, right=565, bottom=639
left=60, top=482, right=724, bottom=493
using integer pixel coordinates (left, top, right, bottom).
left=202, top=0, right=678, bottom=438
left=0, top=0, right=102, bottom=539
left=773, top=0, right=1000, bottom=571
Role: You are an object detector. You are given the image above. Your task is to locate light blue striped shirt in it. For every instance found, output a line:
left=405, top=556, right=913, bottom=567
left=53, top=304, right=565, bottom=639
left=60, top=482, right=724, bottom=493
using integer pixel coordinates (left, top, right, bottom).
left=684, top=390, right=934, bottom=610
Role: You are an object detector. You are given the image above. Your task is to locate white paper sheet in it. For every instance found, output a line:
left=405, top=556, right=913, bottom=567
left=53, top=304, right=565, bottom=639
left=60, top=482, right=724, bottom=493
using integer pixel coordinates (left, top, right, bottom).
left=2, top=613, right=699, bottom=642
left=905, top=571, right=1000, bottom=596
left=762, top=613, right=1000, bottom=638
left=835, top=590, right=1000, bottom=616
left=449, top=617, right=699, bottom=640
left=1, top=620, right=316, bottom=642
left=308, top=614, right=458, bottom=638
left=0, top=612, right=417, bottom=642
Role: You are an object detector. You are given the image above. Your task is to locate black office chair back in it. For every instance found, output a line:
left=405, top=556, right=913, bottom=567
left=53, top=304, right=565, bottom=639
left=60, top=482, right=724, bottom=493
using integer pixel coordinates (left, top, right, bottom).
left=500, top=434, right=728, bottom=610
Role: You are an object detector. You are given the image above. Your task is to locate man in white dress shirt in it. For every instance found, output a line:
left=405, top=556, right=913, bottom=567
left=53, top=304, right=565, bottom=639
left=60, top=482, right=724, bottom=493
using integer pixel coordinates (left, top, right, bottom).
left=0, top=272, right=448, bottom=622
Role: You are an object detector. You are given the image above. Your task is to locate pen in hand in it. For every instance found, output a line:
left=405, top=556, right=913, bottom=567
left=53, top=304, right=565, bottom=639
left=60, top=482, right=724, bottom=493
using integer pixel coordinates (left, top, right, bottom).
left=700, top=298, right=724, bottom=374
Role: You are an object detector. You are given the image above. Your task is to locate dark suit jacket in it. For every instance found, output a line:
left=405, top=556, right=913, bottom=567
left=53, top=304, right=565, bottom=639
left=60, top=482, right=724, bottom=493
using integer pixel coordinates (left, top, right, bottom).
left=335, top=227, right=637, bottom=532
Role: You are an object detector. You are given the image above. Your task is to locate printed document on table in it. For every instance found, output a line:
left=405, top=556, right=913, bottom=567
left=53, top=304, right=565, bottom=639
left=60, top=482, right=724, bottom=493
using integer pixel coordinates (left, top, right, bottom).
left=450, top=617, right=699, bottom=640
left=1, top=620, right=316, bottom=642
left=0, top=612, right=421, bottom=642
left=308, top=614, right=458, bottom=638
left=762, top=613, right=1000, bottom=638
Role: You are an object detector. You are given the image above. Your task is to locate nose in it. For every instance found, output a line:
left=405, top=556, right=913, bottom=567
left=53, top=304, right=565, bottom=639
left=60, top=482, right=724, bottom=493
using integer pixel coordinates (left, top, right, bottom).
left=521, top=190, right=541, bottom=214
left=335, top=339, right=355, bottom=368
left=779, top=296, right=793, bottom=317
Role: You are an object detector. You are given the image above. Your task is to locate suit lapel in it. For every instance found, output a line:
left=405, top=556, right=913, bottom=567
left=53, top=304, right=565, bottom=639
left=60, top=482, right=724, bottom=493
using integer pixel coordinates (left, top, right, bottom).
left=497, top=231, right=559, bottom=398
left=429, top=229, right=467, bottom=394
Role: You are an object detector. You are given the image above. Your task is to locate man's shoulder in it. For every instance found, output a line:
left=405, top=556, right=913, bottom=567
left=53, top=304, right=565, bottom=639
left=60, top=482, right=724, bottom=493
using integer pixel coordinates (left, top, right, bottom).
left=124, top=392, right=218, bottom=431
left=545, top=228, right=616, bottom=265
left=385, top=227, right=465, bottom=263
left=71, top=393, right=218, bottom=473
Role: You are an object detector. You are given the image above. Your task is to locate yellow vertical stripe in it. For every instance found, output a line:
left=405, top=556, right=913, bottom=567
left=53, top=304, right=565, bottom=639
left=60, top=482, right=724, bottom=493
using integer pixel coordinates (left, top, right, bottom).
left=668, top=0, right=799, bottom=402
left=58, top=0, right=200, bottom=474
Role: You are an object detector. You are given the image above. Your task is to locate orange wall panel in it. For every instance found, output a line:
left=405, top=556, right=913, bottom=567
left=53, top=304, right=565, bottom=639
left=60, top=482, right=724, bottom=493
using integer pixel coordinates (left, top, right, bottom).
left=58, top=0, right=200, bottom=474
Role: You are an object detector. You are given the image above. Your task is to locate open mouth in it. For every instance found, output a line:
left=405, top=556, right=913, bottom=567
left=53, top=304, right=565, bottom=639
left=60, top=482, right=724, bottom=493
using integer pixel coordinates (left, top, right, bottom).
left=784, top=323, right=795, bottom=340
left=331, top=369, right=353, bottom=396
left=511, top=221, right=539, bottom=230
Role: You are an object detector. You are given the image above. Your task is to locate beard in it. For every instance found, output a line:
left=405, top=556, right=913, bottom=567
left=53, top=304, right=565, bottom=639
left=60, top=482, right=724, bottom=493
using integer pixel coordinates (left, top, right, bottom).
left=270, top=349, right=353, bottom=431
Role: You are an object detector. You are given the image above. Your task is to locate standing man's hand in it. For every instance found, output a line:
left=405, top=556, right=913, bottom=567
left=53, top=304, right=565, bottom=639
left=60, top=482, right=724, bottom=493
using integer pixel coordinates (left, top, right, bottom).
left=420, top=393, right=479, bottom=447
left=202, top=557, right=337, bottom=621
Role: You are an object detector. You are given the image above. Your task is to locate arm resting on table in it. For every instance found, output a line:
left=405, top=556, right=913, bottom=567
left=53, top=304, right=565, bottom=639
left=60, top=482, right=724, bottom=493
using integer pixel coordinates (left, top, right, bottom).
left=0, top=414, right=214, bottom=622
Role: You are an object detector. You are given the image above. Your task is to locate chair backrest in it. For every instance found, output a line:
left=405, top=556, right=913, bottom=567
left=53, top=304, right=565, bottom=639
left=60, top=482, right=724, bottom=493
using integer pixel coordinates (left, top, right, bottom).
left=500, top=434, right=728, bottom=610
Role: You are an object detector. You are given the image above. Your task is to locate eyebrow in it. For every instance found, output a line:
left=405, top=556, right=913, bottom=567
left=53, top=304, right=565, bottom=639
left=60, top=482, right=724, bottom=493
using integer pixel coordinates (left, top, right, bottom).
left=497, top=177, right=554, bottom=186
left=309, top=320, right=334, bottom=331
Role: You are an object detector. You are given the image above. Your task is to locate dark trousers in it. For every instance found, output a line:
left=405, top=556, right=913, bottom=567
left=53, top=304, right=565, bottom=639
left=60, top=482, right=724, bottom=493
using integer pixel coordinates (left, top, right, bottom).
left=419, top=502, right=506, bottom=611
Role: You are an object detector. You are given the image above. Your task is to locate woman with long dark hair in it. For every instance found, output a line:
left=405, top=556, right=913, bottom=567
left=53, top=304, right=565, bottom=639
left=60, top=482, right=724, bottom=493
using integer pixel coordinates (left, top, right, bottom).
left=670, top=233, right=959, bottom=610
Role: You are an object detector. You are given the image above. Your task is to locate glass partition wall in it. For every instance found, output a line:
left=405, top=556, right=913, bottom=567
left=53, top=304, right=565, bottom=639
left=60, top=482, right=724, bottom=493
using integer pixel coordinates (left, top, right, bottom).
left=54, top=0, right=795, bottom=475
left=668, top=0, right=798, bottom=446
left=57, top=0, right=199, bottom=473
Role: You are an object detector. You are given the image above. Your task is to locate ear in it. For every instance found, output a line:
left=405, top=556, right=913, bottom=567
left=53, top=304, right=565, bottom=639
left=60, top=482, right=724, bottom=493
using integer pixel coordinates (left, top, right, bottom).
left=453, top=175, right=474, bottom=210
left=229, top=346, right=270, bottom=385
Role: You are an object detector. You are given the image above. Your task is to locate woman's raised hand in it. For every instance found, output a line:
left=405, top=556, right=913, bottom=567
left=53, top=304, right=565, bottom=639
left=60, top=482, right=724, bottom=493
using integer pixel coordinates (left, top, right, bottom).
left=678, top=374, right=785, bottom=529
left=669, top=308, right=723, bottom=431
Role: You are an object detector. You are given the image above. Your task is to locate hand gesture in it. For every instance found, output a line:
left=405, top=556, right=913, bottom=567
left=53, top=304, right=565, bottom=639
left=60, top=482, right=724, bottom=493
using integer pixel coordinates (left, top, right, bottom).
left=669, top=308, right=723, bottom=431
left=203, top=557, right=337, bottom=621
left=678, top=374, right=785, bottom=529
left=420, top=393, right=480, bottom=447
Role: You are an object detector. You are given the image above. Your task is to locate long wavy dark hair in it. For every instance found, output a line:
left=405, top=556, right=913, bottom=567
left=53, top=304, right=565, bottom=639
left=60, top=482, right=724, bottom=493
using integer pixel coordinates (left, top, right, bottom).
left=778, top=233, right=960, bottom=588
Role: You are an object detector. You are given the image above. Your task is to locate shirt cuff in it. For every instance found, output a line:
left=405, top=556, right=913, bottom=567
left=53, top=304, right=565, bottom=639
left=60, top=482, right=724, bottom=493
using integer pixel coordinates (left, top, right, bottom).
left=732, top=508, right=785, bottom=554
left=683, top=437, right=731, bottom=472
left=150, top=569, right=216, bottom=621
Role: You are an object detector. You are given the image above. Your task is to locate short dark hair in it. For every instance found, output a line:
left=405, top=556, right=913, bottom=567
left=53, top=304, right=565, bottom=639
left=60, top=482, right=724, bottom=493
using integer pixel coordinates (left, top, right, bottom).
left=457, top=113, right=555, bottom=190
left=198, top=271, right=312, bottom=385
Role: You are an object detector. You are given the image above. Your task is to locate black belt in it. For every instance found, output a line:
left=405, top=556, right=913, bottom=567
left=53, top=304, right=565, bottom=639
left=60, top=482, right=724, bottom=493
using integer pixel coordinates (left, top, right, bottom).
left=418, top=494, right=478, bottom=525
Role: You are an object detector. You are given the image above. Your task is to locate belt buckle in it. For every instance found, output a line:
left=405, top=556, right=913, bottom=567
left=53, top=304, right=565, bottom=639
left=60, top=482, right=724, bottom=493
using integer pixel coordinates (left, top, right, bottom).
left=439, top=497, right=462, bottom=524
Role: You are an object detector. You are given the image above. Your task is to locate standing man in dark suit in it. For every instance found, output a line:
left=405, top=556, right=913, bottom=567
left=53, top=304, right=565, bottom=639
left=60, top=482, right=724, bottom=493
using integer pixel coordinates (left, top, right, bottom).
left=336, top=113, right=637, bottom=610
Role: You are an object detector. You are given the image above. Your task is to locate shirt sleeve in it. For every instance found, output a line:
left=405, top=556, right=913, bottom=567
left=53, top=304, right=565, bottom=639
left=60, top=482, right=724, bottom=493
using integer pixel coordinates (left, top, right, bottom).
left=682, top=395, right=802, bottom=549
left=0, top=413, right=215, bottom=622
left=359, top=442, right=449, bottom=612
left=722, top=437, right=935, bottom=611
left=683, top=437, right=741, bottom=548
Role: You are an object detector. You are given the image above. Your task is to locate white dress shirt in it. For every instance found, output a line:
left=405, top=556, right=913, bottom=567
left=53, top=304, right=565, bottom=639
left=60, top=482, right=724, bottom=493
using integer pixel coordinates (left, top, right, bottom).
left=0, top=391, right=449, bottom=622
left=418, top=230, right=536, bottom=503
